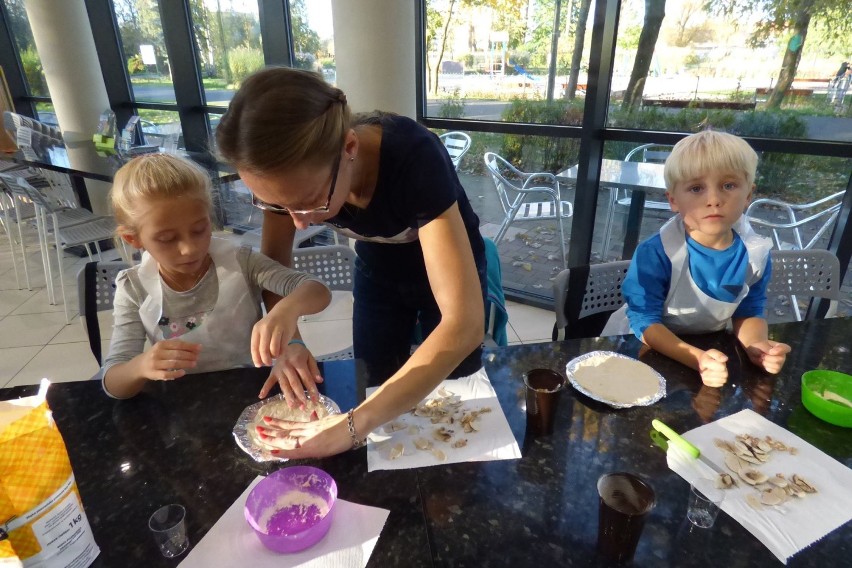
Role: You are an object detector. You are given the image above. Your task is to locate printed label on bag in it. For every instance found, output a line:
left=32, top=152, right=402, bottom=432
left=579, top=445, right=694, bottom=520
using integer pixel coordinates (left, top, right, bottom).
left=28, top=490, right=98, bottom=568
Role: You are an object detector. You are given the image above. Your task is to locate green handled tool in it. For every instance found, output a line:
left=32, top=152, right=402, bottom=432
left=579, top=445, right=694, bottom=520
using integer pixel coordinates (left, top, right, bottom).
left=651, top=419, right=700, bottom=458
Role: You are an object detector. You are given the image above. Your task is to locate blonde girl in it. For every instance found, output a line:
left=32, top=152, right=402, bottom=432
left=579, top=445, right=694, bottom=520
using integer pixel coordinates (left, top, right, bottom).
left=102, top=154, right=330, bottom=399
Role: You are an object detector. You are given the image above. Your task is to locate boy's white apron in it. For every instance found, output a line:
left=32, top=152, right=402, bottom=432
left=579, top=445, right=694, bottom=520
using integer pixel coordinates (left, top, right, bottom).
left=601, top=216, right=772, bottom=337
left=137, top=239, right=260, bottom=372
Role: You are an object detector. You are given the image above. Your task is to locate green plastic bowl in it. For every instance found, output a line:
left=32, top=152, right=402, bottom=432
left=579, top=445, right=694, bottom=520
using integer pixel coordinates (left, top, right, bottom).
left=801, top=370, right=852, bottom=428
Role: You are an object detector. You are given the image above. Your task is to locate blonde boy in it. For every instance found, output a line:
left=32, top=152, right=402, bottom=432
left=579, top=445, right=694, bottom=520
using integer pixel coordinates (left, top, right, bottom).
left=603, top=131, right=791, bottom=386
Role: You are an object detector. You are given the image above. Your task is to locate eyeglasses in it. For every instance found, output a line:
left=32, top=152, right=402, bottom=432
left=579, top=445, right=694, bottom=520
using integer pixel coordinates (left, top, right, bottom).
left=251, top=152, right=341, bottom=216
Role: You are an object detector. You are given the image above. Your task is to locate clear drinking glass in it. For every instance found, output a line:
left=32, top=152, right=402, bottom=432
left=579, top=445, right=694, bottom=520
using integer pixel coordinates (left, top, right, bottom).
left=687, top=479, right=725, bottom=528
left=148, top=504, right=189, bottom=557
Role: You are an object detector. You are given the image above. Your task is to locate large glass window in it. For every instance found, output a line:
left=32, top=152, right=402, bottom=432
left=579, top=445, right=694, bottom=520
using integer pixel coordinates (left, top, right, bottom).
left=114, top=0, right=177, bottom=103
left=3, top=0, right=50, bottom=97
left=423, top=0, right=591, bottom=124
left=290, top=0, right=334, bottom=82
left=609, top=0, right=852, bottom=141
left=191, top=0, right=262, bottom=108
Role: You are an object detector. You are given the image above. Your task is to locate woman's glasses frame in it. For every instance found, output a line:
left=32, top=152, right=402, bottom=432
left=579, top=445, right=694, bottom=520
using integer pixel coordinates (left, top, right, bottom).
left=250, top=152, right=341, bottom=216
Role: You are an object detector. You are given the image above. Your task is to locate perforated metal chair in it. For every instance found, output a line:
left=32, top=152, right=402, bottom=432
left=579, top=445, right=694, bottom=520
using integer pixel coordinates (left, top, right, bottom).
left=77, top=261, right=129, bottom=365
left=484, top=152, right=572, bottom=267
left=439, top=131, right=472, bottom=171
left=746, top=191, right=844, bottom=251
left=552, top=261, right=631, bottom=340
left=292, top=244, right=356, bottom=361
left=767, top=249, right=840, bottom=322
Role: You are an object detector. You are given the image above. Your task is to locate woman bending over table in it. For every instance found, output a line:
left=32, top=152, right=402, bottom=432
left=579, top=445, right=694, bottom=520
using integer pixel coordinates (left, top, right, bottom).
left=215, top=67, right=487, bottom=458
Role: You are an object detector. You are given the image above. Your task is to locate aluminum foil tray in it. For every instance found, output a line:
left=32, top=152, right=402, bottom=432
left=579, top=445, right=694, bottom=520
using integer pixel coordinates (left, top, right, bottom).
left=565, top=350, right=666, bottom=409
left=233, top=393, right=341, bottom=463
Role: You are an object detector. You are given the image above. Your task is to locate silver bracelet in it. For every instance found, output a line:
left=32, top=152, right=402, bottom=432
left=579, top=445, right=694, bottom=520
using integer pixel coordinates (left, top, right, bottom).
left=347, top=408, right=366, bottom=449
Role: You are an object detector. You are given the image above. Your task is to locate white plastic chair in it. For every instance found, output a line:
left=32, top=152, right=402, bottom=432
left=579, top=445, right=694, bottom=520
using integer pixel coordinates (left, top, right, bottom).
left=552, top=261, right=631, bottom=340
left=0, top=174, right=116, bottom=322
left=291, top=245, right=356, bottom=361
left=439, top=131, right=471, bottom=171
left=767, top=249, right=840, bottom=322
left=746, top=191, right=844, bottom=251
left=483, top=152, right=573, bottom=267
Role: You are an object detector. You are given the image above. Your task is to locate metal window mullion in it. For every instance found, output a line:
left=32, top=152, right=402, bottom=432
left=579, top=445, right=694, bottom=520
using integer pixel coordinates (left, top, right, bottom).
left=85, top=0, right=134, bottom=130
left=259, top=0, right=293, bottom=66
left=566, top=0, right=621, bottom=269
left=0, top=1, right=36, bottom=116
left=159, top=0, right=210, bottom=152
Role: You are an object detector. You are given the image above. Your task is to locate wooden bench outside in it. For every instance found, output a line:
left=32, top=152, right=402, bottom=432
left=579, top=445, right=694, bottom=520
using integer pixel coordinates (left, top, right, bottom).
left=755, top=87, right=813, bottom=97
left=641, top=99, right=756, bottom=110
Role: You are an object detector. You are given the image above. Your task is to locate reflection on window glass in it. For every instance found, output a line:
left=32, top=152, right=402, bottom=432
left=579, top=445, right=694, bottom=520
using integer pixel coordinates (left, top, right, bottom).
left=3, top=0, right=50, bottom=97
left=423, top=0, right=589, bottom=124
left=289, top=0, right=334, bottom=83
left=137, top=109, right=182, bottom=148
left=114, top=0, right=176, bottom=103
left=609, top=0, right=852, bottom=141
left=191, top=0, right=261, bottom=108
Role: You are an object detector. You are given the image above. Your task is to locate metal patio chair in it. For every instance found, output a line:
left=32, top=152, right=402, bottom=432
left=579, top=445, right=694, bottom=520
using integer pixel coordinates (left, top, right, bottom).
left=77, top=260, right=129, bottom=365
left=767, top=249, right=840, bottom=322
left=484, top=152, right=572, bottom=267
left=439, top=131, right=472, bottom=171
left=746, top=191, right=844, bottom=251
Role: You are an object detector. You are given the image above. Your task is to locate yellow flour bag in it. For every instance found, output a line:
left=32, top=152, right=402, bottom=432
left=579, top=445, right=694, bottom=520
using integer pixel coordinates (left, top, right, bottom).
left=0, top=380, right=99, bottom=567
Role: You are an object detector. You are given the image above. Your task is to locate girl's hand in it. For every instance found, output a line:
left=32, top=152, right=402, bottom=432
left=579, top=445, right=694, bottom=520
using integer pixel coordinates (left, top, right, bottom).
left=255, top=412, right=353, bottom=459
left=744, top=341, right=791, bottom=374
left=258, top=342, right=323, bottom=407
left=141, top=339, right=202, bottom=380
left=251, top=302, right=299, bottom=367
left=698, top=349, right=728, bottom=387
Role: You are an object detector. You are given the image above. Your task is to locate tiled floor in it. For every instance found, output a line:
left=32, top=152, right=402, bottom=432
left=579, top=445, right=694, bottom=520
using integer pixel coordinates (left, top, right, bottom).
left=0, top=227, right=555, bottom=388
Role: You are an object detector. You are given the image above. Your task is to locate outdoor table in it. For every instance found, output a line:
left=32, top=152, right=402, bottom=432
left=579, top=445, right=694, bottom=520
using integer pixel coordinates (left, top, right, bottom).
left=558, top=159, right=667, bottom=259
left=1, top=317, right=850, bottom=566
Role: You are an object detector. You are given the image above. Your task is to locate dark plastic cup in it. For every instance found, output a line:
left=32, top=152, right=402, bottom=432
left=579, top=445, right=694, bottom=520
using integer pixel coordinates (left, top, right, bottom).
left=596, top=472, right=656, bottom=565
left=523, top=369, right=565, bottom=436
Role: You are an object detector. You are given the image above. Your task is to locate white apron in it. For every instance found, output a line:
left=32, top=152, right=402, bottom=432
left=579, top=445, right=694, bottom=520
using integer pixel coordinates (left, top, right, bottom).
left=137, top=238, right=260, bottom=373
left=601, top=215, right=772, bottom=337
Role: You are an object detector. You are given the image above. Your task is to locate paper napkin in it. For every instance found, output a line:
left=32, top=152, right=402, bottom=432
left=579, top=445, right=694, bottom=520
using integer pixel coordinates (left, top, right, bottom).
left=179, top=476, right=390, bottom=568
left=366, top=368, right=521, bottom=472
left=666, top=409, right=852, bottom=564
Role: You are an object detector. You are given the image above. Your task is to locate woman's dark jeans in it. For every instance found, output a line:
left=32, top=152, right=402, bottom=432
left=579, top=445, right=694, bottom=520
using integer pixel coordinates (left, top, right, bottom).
left=352, top=257, right=485, bottom=386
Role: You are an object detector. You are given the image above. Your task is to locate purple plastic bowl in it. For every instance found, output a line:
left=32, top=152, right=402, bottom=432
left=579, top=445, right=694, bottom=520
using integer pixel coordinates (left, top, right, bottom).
left=244, top=466, right=337, bottom=553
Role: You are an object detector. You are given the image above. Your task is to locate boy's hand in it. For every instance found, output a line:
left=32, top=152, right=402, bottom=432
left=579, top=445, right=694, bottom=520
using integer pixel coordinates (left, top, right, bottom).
left=698, top=349, right=728, bottom=387
left=251, top=301, right=299, bottom=367
left=141, top=339, right=201, bottom=380
left=258, top=342, right=323, bottom=407
left=744, top=341, right=791, bottom=374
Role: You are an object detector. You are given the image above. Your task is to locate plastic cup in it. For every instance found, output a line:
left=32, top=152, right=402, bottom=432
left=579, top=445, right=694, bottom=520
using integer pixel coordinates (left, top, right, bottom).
left=523, top=369, right=565, bottom=436
left=148, top=504, right=189, bottom=558
left=596, top=472, right=656, bottom=565
left=687, top=478, right=725, bottom=528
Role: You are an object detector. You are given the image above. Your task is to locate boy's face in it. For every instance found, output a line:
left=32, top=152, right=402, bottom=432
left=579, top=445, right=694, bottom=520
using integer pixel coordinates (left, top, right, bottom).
left=666, top=170, right=754, bottom=249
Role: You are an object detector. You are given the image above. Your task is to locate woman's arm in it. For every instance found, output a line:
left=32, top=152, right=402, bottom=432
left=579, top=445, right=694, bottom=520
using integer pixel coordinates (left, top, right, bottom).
left=260, top=210, right=298, bottom=308
left=257, top=203, right=485, bottom=457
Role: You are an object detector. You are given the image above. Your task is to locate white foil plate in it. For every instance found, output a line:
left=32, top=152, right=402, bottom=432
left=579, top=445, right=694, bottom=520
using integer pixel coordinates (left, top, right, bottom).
left=565, top=350, right=666, bottom=409
left=232, top=393, right=340, bottom=462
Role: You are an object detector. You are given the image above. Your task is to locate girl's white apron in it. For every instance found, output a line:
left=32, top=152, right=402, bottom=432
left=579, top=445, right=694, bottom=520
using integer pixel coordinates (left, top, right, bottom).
left=137, top=239, right=259, bottom=372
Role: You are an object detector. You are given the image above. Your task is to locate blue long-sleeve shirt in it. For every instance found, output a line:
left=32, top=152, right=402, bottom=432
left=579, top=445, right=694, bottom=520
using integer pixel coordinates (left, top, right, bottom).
left=623, top=232, right=771, bottom=338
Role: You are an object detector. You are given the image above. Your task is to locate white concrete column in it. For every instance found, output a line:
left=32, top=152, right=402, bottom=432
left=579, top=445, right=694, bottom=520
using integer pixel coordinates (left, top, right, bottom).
left=25, top=0, right=112, bottom=213
left=331, top=0, right=415, bottom=117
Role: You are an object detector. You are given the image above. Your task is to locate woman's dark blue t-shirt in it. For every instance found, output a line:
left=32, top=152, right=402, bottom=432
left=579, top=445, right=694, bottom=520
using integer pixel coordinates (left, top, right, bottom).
left=325, top=114, right=484, bottom=282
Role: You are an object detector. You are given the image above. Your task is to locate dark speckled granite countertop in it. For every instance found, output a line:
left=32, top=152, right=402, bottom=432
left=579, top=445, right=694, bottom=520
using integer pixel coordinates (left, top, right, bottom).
left=2, top=319, right=850, bottom=567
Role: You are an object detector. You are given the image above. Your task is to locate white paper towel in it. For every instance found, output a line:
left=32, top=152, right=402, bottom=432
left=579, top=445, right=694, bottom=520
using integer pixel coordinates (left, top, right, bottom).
left=666, top=409, right=852, bottom=564
left=179, top=476, right=390, bottom=568
left=366, top=368, right=521, bottom=472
